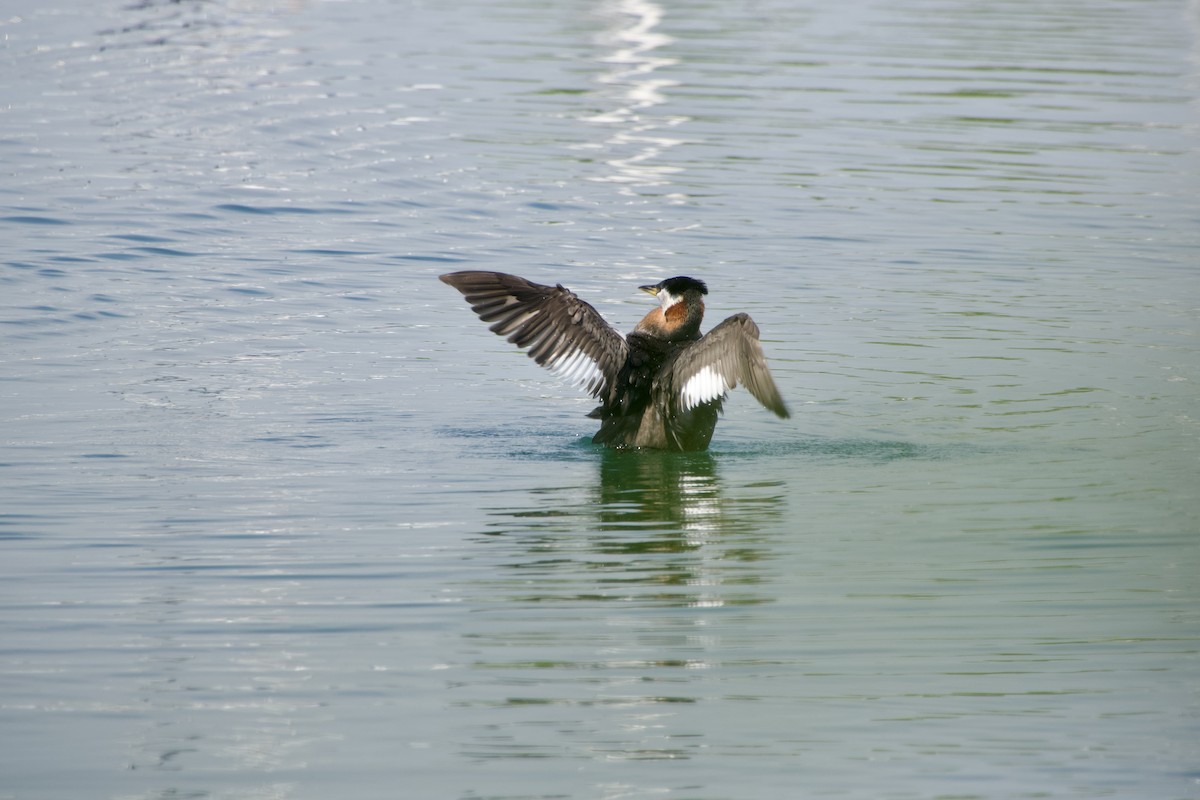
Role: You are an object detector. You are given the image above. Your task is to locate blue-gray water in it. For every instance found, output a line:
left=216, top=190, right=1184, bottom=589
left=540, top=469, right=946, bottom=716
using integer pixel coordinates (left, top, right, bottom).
left=2, top=1, right=1199, bottom=798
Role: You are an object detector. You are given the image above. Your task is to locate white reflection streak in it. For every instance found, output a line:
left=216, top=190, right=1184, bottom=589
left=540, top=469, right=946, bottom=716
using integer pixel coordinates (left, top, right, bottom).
left=582, top=0, right=688, bottom=194
left=679, top=474, right=721, bottom=539
left=678, top=471, right=724, bottom=609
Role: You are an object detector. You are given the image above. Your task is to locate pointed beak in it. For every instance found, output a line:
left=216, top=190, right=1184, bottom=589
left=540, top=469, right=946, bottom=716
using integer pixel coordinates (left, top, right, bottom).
left=639, top=284, right=660, bottom=296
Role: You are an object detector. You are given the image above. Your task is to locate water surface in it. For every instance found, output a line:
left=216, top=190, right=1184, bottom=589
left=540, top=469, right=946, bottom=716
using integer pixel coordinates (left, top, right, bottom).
left=2, top=0, right=1198, bottom=798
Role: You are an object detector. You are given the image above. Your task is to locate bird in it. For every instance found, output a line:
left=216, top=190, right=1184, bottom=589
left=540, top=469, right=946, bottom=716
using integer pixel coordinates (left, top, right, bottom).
left=439, top=271, right=790, bottom=452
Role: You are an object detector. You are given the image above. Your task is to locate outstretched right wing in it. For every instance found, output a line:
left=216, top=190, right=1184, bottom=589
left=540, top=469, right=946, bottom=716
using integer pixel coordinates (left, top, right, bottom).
left=666, top=312, right=790, bottom=419
left=440, top=271, right=628, bottom=401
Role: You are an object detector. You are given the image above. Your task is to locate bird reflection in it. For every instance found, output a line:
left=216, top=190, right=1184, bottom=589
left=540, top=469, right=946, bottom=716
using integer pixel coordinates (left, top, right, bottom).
left=455, top=450, right=785, bottom=760
left=594, top=449, right=723, bottom=543
left=475, top=449, right=784, bottom=605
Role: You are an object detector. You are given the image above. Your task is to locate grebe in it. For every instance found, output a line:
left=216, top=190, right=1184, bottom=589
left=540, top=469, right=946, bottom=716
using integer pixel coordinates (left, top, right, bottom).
left=440, top=271, right=789, bottom=451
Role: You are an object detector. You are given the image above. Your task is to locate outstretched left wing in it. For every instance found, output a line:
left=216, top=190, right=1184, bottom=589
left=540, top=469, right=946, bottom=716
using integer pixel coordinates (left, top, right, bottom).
left=440, top=271, right=628, bottom=402
left=666, top=313, right=790, bottom=418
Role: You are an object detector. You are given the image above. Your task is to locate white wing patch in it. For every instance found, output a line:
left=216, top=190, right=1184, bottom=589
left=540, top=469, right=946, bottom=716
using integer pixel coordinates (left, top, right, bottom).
left=680, top=365, right=730, bottom=411
left=548, top=347, right=604, bottom=390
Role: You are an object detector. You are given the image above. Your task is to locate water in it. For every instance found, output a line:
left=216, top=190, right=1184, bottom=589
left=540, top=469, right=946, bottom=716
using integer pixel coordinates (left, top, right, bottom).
left=2, top=0, right=1198, bottom=798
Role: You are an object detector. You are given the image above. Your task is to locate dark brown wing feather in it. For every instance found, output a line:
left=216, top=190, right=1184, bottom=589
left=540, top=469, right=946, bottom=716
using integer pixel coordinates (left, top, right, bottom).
left=665, top=313, right=789, bottom=418
left=440, top=271, right=628, bottom=401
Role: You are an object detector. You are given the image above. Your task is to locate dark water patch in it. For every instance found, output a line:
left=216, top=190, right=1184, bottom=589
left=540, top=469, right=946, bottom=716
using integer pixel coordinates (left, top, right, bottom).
left=50, top=256, right=99, bottom=264
left=202, top=531, right=312, bottom=541
left=713, top=436, right=989, bottom=463
left=508, top=436, right=606, bottom=463
left=132, top=246, right=201, bottom=257
left=166, top=211, right=221, bottom=222
left=291, top=248, right=375, bottom=256
left=252, top=433, right=333, bottom=448
left=215, top=203, right=351, bottom=216
left=108, top=233, right=177, bottom=243
left=526, top=201, right=582, bottom=211
left=0, top=514, right=44, bottom=540
left=1024, top=530, right=1187, bottom=551
left=439, top=425, right=994, bottom=466
left=380, top=197, right=432, bottom=209
left=391, top=254, right=470, bottom=263
left=1, top=215, right=71, bottom=226
left=309, top=415, right=379, bottom=425
left=96, top=251, right=147, bottom=261
left=451, top=207, right=498, bottom=218
left=439, top=424, right=599, bottom=461
left=0, top=317, right=71, bottom=328
left=227, top=286, right=272, bottom=297
left=216, top=203, right=296, bottom=215
left=246, top=266, right=302, bottom=277
left=796, top=234, right=874, bottom=243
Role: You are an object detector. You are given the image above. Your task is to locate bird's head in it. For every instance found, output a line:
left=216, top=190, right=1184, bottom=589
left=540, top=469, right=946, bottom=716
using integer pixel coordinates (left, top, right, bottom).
left=639, top=276, right=708, bottom=310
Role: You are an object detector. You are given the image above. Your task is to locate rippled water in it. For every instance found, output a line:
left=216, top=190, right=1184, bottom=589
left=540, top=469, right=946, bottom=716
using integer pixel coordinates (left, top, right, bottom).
left=2, top=0, right=1198, bottom=798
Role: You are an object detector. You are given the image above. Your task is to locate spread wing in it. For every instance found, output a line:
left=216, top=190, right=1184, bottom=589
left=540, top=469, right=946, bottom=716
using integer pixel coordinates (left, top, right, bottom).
left=667, top=313, right=790, bottom=418
left=440, top=271, right=628, bottom=401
